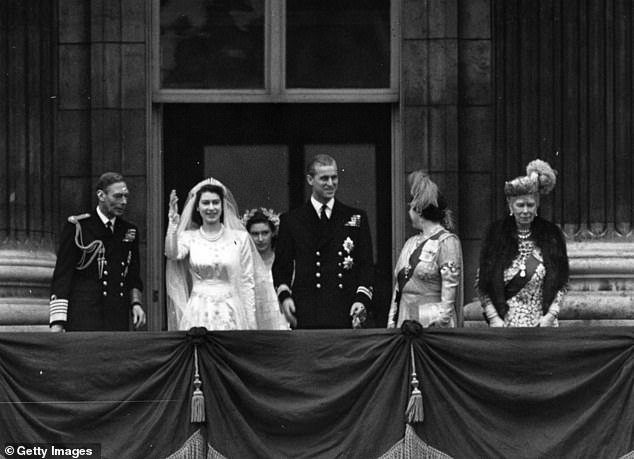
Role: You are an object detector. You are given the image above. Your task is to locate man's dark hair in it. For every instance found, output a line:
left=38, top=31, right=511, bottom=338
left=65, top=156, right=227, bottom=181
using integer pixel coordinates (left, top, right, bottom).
left=306, top=154, right=337, bottom=177
left=96, top=172, right=125, bottom=193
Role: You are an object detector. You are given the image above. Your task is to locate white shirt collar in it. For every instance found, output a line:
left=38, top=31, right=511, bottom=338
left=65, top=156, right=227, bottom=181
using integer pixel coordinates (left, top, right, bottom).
left=96, top=206, right=116, bottom=227
left=310, top=196, right=334, bottom=218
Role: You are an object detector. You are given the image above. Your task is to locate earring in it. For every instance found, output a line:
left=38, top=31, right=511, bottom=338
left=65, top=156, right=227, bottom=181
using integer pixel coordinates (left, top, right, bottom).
left=509, top=211, right=513, bottom=216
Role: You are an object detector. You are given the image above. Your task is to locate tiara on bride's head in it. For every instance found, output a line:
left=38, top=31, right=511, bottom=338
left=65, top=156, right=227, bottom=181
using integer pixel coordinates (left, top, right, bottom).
left=241, top=207, right=280, bottom=230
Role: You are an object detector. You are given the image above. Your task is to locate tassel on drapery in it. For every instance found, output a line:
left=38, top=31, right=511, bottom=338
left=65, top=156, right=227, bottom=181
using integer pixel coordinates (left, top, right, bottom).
left=191, top=346, right=205, bottom=423
left=378, top=321, right=454, bottom=458
left=405, top=344, right=423, bottom=424
left=401, top=320, right=424, bottom=425
left=187, top=327, right=208, bottom=424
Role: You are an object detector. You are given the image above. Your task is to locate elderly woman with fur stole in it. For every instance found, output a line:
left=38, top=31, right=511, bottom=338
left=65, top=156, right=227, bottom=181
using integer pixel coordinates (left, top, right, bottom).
left=478, top=160, right=569, bottom=327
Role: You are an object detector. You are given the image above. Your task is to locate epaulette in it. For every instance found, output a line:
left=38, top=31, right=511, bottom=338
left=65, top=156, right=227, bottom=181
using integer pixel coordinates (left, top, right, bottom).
left=68, top=213, right=91, bottom=224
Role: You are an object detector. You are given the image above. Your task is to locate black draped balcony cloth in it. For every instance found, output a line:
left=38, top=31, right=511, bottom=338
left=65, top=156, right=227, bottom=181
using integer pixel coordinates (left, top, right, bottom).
left=0, top=326, right=632, bottom=459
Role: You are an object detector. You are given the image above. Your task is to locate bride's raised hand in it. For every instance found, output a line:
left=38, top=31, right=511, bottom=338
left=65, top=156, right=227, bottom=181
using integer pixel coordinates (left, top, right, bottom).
left=168, top=189, right=180, bottom=225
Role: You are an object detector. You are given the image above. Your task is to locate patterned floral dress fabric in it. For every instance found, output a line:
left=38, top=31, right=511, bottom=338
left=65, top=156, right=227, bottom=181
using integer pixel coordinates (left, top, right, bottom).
left=488, top=239, right=565, bottom=327
left=175, top=227, right=256, bottom=330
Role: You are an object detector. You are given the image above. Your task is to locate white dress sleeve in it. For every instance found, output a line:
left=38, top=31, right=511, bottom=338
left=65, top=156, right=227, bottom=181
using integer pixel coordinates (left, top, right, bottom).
left=436, top=234, right=463, bottom=327
left=165, top=224, right=191, bottom=260
left=238, top=232, right=257, bottom=330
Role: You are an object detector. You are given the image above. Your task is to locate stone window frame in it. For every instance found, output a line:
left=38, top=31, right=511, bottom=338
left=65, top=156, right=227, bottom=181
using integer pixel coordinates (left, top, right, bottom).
left=151, top=0, right=401, bottom=103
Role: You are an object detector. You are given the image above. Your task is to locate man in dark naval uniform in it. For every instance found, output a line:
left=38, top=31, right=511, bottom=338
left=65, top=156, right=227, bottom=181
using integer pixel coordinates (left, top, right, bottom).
left=273, top=154, right=374, bottom=329
left=49, top=172, right=146, bottom=332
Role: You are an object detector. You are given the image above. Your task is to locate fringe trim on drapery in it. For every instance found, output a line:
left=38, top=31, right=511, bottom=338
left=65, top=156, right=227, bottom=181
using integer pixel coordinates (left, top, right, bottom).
left=206, top=445, right=229, bottom=459
left=619, top=451, right=634, bottom=459
left=165, top=430, right=206, bottom=459
left=377, top=424, right=453, bottom=459
left=163, top=431, right=230, bottom=459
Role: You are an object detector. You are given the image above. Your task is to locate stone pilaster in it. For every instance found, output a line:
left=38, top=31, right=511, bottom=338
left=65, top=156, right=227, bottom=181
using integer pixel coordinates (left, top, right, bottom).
left=0, top=1, right=57, bottom=330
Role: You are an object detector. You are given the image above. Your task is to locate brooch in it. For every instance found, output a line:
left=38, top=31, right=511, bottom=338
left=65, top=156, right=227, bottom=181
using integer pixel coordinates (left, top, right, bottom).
left=343, top=256, right=354, bottom=270
left=123, top=228, right=137, bottom=243
left=342, top=237, right=354, bottom=254
left=344, top=214, right=362, bottom=227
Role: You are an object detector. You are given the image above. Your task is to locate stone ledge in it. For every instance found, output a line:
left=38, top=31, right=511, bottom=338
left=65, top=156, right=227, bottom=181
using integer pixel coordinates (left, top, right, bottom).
left=0, top=325, right=50, bottom=332
left=0, top=248, right=55, bottom=297
left=568, top=241, right=634, bottom=279
left=464, top=319, right=634, bottom=328
left=0, top=298, right=49, bottom=325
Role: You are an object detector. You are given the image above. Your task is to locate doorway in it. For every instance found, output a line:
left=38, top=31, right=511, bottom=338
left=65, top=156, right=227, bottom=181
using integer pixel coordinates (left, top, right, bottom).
left=163, top=103, right=393, bottom=326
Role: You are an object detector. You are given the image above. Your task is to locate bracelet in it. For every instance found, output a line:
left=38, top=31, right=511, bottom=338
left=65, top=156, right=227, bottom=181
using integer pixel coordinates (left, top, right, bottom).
left=131, top=301, right=143, bottom=308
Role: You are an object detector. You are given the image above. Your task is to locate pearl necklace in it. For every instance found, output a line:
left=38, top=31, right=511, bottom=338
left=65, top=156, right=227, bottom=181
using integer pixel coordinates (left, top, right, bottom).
left=515, top=226, right=533, bottom=277
left=200, top=225, right=224, bottom=242
left=517, top=229, right=532, bottom=240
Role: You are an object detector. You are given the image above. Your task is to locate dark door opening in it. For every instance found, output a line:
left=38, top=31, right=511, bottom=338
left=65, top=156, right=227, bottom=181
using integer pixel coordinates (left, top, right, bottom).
left=163, top=103, right=393, bottom=326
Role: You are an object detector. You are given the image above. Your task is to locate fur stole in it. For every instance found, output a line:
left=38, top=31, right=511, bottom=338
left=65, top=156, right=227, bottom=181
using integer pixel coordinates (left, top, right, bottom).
left=478, top=216, right=569, bottom=317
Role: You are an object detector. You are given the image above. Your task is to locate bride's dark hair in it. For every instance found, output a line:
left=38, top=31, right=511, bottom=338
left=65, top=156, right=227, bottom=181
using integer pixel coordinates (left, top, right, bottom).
left=192, top=184, right=225, bottom=226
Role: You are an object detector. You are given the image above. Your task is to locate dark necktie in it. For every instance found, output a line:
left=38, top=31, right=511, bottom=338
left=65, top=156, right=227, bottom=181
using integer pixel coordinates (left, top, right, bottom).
left=320, top=204, right=328, bottom=221
left=106, top=221, right=113, bottom=233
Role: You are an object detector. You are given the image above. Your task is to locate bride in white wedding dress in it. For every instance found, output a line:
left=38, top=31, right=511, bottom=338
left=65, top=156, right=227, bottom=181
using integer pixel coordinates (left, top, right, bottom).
left=164, top=178, right=287, bottom=331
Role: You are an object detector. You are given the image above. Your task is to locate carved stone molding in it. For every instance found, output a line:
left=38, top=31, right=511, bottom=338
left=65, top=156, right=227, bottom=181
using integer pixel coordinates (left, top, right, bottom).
left=0, top=248, right=55, bottom=331
left=563, top=224, right=634, bottom=243
left=567, top=241, right=634, bottom=292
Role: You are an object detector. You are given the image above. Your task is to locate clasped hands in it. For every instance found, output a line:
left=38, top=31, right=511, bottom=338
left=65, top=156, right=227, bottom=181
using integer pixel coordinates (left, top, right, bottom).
left=488, top=313, right=557, bottom=327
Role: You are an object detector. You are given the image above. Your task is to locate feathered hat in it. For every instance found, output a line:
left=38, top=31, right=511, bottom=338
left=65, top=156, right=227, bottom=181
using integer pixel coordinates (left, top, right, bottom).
left=408, top=170, right=441, bottom=214
left=504, top=159, right=557, bottom=197
left=408, top=170, right=454, bottom=230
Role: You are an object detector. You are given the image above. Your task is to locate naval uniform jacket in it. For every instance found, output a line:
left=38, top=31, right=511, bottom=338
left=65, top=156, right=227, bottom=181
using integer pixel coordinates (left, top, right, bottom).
left=49, top=210, right=143, bottom=331
left=273, top=200, right=374, bottom=329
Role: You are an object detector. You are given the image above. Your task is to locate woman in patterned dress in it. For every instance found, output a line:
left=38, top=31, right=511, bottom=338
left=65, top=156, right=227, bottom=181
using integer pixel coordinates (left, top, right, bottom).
left=387, top=171, right=463, bottom=328
left=478, top=160, right=569, bottom=327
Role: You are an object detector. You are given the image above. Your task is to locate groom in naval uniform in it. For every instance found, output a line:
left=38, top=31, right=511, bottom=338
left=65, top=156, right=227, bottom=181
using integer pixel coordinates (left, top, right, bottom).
left=273, top=154, right=374, bottom=329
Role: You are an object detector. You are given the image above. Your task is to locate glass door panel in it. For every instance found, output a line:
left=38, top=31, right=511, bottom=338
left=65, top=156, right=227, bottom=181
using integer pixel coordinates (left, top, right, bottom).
left=286, top=0, right=391, bottom=88
left=160, top=0, right=265, bottom=89
left=204, top=145, right=290, bottom=215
